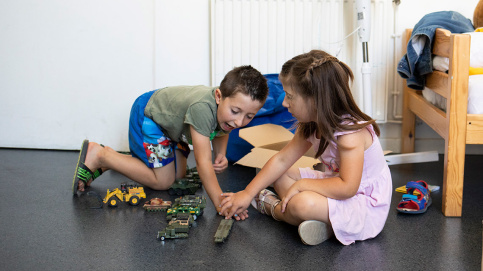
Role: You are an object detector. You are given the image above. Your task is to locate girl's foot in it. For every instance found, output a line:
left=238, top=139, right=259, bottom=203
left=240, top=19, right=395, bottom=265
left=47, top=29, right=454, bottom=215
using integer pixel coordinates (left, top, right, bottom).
left=298, top=220, right=333, bottom=245
left=251, top=189, right=281, bottom=221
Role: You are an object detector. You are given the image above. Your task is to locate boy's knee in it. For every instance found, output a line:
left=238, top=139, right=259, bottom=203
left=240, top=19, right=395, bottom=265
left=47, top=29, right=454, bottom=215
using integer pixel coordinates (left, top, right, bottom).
left=150, top=178, right=175, bottom=190
left=152, top=167, right=176, bottom=190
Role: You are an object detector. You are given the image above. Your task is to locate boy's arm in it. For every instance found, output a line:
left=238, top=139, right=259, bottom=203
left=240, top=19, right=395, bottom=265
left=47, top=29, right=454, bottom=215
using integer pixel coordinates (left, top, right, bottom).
left=211, top=134, right=229, bottom=173
left=190, top=125, right=223, bottom=212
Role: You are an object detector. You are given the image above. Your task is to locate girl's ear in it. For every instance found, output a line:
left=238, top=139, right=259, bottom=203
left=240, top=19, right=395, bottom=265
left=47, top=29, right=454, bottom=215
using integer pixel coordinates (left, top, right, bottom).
left=215, top=88, right=223, bottom=104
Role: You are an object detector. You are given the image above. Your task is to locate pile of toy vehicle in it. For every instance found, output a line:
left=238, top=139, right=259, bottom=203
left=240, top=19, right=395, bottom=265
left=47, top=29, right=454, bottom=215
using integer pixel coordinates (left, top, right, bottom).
left=97, top=167, right=232, bottom=242
left=156, top=195, right=207, bottom=241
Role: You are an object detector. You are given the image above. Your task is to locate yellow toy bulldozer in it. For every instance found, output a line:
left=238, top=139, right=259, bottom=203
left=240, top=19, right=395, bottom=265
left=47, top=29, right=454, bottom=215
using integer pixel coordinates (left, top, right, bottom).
left=103, top=183, right=146, bottom=207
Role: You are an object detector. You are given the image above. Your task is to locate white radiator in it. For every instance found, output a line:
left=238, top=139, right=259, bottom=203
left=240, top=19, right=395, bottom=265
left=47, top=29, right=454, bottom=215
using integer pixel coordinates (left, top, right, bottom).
left=210, top=0, right=393, bottom=121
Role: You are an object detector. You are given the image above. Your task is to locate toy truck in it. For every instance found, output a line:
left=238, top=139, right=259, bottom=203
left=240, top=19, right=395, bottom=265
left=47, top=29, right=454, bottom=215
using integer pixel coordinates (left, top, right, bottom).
left=214, top=219, right=234, bottom=243
left=143, top=198, right=172, bottom=211
left=157, top=219, right=190, bottom=241
left=103, top=183, right=146, bottom=207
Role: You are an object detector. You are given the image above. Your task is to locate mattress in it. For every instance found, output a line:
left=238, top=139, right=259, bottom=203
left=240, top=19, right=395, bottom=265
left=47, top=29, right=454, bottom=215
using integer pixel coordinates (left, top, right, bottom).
left=422, top=31, right=483, bottom=114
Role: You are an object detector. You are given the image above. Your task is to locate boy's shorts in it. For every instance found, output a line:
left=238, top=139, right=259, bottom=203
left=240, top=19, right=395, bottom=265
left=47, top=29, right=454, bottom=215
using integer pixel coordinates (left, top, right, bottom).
left=128, top=90, right=190, bottom=169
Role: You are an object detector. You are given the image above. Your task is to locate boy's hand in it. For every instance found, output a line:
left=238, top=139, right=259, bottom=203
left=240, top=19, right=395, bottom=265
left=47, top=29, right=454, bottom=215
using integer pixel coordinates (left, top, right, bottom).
left=213, top=153, right=228, bottom=174
left=220, top=190, right=252, bottom=220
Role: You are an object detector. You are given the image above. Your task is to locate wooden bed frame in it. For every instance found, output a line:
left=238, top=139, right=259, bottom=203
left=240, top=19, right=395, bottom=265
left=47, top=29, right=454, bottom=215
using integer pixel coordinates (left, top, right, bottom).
left=401, top=28, right=483, bottom=217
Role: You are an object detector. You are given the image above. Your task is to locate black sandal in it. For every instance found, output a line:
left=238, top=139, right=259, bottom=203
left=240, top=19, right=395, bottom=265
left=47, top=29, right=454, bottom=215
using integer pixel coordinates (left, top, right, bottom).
left=72, top=140, right=103, bottom=195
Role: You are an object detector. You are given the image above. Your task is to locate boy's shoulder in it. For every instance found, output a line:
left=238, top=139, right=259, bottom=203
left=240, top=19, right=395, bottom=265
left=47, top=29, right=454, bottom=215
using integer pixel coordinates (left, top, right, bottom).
left=163, top=85, right=215, bottom=92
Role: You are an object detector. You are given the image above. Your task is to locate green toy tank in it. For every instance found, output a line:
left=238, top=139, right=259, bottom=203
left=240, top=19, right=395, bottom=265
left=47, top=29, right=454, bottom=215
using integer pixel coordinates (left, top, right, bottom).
left=168, top=178, right=201, bottom=196
left=174, top=195, right=206, bottom=209
left=214, top=219, right=234, bottom=243
left=167, top=195, right=206, bottom=221
left=185, top=167, right=199, bottom=179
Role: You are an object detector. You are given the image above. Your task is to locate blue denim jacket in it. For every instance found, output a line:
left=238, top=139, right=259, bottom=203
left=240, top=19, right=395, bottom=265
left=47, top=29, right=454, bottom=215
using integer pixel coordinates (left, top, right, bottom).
left=397, top=11, right=474, bottom=90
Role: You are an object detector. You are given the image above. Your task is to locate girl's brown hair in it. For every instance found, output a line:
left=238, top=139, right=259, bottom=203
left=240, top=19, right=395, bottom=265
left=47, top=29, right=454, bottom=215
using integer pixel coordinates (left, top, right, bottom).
left=279, top=50, right=379, bottom=158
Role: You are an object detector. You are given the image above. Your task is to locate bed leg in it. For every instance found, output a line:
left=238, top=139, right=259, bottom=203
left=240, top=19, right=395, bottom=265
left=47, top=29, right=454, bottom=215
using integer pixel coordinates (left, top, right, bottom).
left=401, top=84, right=415, bottom=153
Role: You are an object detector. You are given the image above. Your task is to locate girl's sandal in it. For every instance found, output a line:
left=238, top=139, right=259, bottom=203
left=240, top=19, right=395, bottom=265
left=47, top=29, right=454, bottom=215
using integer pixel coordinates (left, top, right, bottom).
left=251, top=189, right=281, bottom=221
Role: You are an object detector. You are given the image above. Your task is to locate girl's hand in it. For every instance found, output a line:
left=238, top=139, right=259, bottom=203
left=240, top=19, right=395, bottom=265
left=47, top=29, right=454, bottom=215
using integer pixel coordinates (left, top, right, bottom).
left=219, top=190, right=252, bottom=220
left=281, top=182, right=302, bottom=213
left=213, top=153, right=228, bottom=174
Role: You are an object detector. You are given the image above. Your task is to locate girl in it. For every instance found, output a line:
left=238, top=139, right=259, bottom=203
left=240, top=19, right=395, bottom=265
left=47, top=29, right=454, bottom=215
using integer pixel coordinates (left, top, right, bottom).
left=220, top=50, right=392, bottom=245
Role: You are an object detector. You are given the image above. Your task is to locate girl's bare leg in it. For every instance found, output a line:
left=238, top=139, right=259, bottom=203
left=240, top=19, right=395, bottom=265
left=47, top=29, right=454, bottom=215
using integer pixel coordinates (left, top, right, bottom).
left=78, top=142, right=178, bottom=191
left=264, top=167, right=330, bottom=226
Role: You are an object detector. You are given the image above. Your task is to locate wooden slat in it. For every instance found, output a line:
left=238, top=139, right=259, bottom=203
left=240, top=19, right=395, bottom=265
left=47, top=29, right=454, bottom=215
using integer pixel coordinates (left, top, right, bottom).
left=407, top=89, right=448, bottom=139
left=432, top=28, right=451, bottom=58
left=466, top=115, right=483, bottom=144
left=426, top=71, right=449, bottom=99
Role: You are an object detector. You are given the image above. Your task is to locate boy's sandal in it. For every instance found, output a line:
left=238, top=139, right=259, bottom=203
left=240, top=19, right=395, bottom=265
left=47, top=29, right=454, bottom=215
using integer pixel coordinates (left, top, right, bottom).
left=397, top=180, right=432, bottom=214
left=251, top=189, right=281, bottom=221
left=72, top=140, right=103, bottom=195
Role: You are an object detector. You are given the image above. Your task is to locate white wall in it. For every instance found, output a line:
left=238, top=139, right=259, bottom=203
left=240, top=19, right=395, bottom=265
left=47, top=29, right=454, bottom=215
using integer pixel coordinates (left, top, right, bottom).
left=0, top=0, right=480, bottom=152
left=0, top=0, right=210, bottom=151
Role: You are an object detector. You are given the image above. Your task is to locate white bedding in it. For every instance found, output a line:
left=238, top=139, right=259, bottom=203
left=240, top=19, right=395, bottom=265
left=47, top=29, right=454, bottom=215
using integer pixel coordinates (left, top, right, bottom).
left=423, top=31, right=483, bottom=114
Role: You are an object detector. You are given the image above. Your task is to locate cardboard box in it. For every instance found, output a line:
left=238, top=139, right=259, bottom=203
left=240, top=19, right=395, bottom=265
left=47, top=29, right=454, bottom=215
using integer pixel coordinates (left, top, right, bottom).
left=235, top=124, right=320, bottom=169
left=234, top=123, right=439, bottom=170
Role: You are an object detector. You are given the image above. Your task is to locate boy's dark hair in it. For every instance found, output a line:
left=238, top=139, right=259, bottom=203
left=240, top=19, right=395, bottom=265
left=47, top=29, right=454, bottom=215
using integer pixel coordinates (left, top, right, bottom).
left=280, top=50, right=379, bottom=158
left=219, top=65, right=269, bottom=103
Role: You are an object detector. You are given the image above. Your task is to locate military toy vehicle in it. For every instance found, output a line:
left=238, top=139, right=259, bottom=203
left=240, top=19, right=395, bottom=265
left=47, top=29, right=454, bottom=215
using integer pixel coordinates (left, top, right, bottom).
left=143, top=198, right=172, bottom=211
left=157, top=219, right=190, bottom=241
left=168, top=178, right=201, bottom=196
left=185, top=167, right=199, bottom=179
left=214, top=219, right=234, bottom=243
left=166, top=195, right=206, bottom=221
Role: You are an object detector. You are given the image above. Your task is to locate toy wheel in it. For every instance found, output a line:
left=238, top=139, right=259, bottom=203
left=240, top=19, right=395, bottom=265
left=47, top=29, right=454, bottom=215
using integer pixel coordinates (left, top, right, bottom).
left=192, top=214, right=197, bottom=221
left=160, top=236, right=165, bottom=241
left=183, top=189, right=190, bottom=195
left=108, top=196, right=118, bottom=207
left=168, top=188, right=175, bottom=195
left=175, top=188, right=182, bottom=196
left=129, top=195, right=140, bottom=206
left=129, top=196, right=138, bottom=205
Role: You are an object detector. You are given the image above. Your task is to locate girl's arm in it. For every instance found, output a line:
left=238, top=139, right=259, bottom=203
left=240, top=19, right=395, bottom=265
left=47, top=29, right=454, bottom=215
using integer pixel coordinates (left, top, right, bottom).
left=281, top=128, right=368, bottom=212
left=220, top=128, right=313, bottom=218
left=211, top=134, right=229, bottom=173
left=190, top=126, right=223, bottom=212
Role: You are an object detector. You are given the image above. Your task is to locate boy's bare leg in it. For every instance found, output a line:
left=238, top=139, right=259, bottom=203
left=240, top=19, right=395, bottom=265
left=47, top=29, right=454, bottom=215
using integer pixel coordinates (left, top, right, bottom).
left=79, top=142, right=177, bottom=191
left=174, top=149, right=188, bottom=179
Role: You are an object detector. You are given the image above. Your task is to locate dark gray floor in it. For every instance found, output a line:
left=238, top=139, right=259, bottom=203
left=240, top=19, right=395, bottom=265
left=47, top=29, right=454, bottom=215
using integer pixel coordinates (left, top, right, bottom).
left=0, top=148, right=482, bottom=270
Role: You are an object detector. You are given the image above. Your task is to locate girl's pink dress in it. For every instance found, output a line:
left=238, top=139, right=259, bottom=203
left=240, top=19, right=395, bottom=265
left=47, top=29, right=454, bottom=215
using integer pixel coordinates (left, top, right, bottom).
left=300, top=123, right=392, bottom=245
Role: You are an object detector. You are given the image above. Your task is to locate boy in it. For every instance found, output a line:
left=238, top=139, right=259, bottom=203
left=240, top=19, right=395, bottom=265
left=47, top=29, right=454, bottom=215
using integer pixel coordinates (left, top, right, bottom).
left=73, top=66, right=268, bottom=214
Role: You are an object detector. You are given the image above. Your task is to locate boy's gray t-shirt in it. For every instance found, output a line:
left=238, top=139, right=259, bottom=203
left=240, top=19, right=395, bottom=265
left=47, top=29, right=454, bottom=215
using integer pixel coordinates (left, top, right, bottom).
left=144, top=85, right=227, bottom=144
